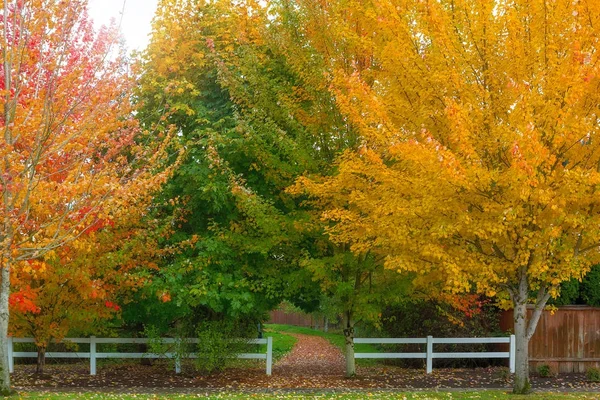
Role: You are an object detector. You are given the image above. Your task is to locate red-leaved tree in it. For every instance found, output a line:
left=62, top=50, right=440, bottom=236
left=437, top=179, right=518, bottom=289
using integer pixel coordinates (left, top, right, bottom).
left=0, top=0, right=174, bottom=392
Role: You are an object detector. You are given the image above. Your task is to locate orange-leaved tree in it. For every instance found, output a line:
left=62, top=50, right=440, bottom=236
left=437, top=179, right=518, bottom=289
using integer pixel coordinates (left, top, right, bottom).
left=292, top=0, right=600, bottom=393
left=9, top=208, right=165, bottom=374
left=0, top=0, right=174, bottom=392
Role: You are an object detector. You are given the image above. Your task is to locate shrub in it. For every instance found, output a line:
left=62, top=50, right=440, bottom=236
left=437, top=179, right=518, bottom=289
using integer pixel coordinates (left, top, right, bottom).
left=550, top=264, right=600, bottom=306
left=195, top=320, right=253, bottom=374
left=550, top=279, right=580, bottom=306
left=582, top=267, right=600, bottom=307
left=537, top=364, right=552, bottom=377
left=379, top=299, right=503, bottom=368
left=587, top=367, right=600, bottom=382
left=142, top=325, right=194, bottom=371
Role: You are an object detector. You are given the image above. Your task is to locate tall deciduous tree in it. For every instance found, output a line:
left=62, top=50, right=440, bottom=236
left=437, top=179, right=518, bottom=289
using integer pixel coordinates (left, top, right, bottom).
left=293, top=0, right=600, bottom=393
left=137, top=0, right=315, bottom=325
left=0, top=0, right=173, bottom=391
left=140, top=0, right=414, bottom=378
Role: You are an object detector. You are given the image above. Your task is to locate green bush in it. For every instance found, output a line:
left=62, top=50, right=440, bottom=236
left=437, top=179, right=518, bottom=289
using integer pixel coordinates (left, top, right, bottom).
left=581, top=267, right=600, bottom=307
left=537, top=364, right=552, bottom=377
left=379, top=299, right=503, bottom=368
left=550, top=264, right=600, bottom=306
left=549, top=279, right=580, bottom=306
left=587, top=367, right=600, bottom=382
left=195, top=320, right=253, bottom=374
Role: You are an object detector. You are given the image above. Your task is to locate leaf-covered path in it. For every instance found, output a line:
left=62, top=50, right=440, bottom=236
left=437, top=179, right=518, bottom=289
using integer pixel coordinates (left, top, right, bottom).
left=273, top=333, right=345, bottom=376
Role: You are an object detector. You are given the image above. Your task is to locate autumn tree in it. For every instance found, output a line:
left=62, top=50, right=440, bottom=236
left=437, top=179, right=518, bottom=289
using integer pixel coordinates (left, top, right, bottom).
left=1, top=0, right=173, bottom=391
left=138, top=0, right=419, bottom=378
left=9, top=207, right=166, bottom=374
left=135, top=0, right=322, bottom=330
left=292, top=0, right=600, bottom=393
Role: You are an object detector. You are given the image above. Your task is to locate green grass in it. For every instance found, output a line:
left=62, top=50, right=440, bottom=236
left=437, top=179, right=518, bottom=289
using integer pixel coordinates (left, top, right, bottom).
left=260, top=331, right=297, bottom=361
left=14, top=391, right=600, bottom=399
left=264, top=324, right=380, bottom=366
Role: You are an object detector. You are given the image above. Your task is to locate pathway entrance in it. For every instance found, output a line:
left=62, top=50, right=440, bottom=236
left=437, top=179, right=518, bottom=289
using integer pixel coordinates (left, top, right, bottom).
left=273, top=333, right=345, bottom=376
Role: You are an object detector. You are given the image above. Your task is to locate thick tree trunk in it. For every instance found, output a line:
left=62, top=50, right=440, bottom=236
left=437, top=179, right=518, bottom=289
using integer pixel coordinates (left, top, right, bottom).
left=342, top=311, right=355, bottom=377
left=513, top=300, right=530, bottom=394
left=36, top=347, right=46, bottom=375
left=0, top=257, right=12, bottom=395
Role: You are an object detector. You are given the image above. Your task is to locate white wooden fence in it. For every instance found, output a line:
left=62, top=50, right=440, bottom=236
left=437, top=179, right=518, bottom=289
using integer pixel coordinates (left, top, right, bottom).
left=354, top=335, right=516, bottom=374
left=8, top=336, right=273, bottom=375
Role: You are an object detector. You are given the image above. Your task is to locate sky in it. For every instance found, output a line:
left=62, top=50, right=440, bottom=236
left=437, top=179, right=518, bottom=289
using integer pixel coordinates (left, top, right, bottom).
left=87, top=0, right=159, bottom=51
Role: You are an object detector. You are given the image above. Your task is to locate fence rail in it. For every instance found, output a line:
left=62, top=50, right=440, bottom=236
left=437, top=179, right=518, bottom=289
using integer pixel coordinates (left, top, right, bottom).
left=8, top=336, right=273, bottom=376
left=354, top=335, right=516, bottom=374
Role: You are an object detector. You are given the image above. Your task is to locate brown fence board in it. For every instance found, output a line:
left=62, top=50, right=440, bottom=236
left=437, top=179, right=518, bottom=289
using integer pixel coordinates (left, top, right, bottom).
left=501, top=306, right=600, bottom=372
left=268, top=309, right=314, bottom=327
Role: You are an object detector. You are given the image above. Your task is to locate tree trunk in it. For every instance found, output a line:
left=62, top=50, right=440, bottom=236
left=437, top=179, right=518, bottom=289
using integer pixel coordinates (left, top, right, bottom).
left=324, top=316, right=328, bottom=333
left=0, top=256, right=12, bottom=395
left=513, top=299, right=530, bottom=394
left=342, top=311, right=355, bottom=377
left=36, top=347, right=46, bottom=375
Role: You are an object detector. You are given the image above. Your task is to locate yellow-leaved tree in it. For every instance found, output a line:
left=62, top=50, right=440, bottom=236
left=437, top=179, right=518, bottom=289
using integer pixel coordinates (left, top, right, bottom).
left=293, top=0, right=600, bottom=393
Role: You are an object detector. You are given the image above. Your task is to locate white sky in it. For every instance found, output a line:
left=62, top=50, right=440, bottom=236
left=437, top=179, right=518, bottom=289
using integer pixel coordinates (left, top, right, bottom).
left=87, top=0, right=159, bottom=51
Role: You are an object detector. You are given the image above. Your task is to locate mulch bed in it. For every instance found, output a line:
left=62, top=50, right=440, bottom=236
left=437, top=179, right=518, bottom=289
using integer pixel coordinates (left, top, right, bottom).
left=11, top=333, right=600, bottom=392
left=11, top=363, right=600, bottom=392
left=13, top=363, right=600, bottom=393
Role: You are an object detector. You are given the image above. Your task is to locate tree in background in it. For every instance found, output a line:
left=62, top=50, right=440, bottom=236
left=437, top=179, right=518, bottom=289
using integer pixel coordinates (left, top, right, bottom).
left=0, top=0, right=174, bottom=391
left=136, top=0, right=352, bottom=332
left=551, top=264, right=600, bottom=307
left=291, top=0, right=600, bottom=393
left=138, top=1, right=413, bottom=377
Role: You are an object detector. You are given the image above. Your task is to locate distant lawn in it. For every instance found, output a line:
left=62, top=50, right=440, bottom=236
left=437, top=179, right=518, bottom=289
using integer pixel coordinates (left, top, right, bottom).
left=16, top=391, right=600, bottom=399
left=260, top=331, right=297, bottom=361
left=264, top=324, right=380, bottom=366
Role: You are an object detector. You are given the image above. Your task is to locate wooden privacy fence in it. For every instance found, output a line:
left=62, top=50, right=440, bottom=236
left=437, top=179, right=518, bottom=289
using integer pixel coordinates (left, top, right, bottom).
left=354, top=335, right=516, bottom=374
left=500, top=306, right=600, bottom=373
left=269, top=309, right=315, bottom=328
left=8, top=336, right=273, bottom=376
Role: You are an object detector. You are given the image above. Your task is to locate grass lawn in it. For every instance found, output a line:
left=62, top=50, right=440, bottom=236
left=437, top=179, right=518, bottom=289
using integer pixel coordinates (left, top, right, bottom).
left=264, top=324, right=381, bottom=366
left=14, top=391, right=600, bottom=399
left=260, top=331, right=297, bottom=361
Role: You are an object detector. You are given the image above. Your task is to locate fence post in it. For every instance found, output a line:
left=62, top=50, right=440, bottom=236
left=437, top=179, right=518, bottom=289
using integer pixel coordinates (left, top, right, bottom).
left=173, top=337, right=181, bottom=374
left=509, top=334, right=516, bottom=374
left=426, top=336, right=433, bottom=374
left=8, top=337, right=13, bottom=374
left=90, top=336, right=97, bottom=376
left=266, top=336, right=273, bottom=376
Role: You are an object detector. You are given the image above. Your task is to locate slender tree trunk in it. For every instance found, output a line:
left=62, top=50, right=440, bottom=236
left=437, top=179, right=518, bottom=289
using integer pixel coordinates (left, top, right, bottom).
left=510, top=266, right=553, bottom=394
left=36, top=347, right=46, bottom=375
left=513, top=299, right=530, bottom=394
left=0, top=256, right=12, bottom=395
left=1, top=0, right=14, bottom=391
left=324, top=316, right=328, bottom=333
left=342, top=310, right=355, bottom=377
